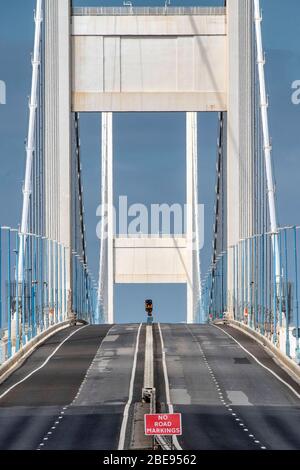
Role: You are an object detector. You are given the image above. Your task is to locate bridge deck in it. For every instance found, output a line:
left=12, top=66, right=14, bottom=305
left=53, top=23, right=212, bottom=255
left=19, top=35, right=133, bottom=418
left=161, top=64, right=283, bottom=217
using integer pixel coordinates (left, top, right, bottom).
left=0, top=324, right=299, bottom=450
left=160, top=324, right=300, bottom=450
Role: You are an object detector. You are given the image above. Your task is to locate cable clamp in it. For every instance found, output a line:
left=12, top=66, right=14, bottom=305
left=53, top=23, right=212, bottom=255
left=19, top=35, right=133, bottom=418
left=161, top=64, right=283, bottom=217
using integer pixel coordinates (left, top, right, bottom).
left=22, top=188, right=32, bottom=196
left=28, top=102, right=37, bottom=110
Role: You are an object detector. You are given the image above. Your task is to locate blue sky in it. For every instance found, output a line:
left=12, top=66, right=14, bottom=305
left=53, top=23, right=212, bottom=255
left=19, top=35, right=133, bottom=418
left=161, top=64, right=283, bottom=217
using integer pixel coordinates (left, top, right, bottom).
left=0, top=1, right=299, bottom=323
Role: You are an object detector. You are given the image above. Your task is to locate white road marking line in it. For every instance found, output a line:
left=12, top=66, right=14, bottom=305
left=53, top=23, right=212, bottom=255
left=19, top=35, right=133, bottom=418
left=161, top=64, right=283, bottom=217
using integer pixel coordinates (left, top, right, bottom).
left=0, top=325, right=89, bottom=401
left=186, top=325, right=266, bottom=449
left=118, top=323, right=142, bottom=450
left=37, top=325, right=114, bottom=450
left=158, top=323, right=182, bottom=451
left=213, top=324, right=300, bottom=400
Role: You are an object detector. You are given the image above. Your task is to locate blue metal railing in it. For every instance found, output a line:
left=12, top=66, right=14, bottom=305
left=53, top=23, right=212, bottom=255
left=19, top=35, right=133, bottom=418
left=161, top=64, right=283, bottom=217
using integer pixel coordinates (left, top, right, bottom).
left=0, top=227, right=97, bottom=364
left=202, top=226, right=300, bottom=364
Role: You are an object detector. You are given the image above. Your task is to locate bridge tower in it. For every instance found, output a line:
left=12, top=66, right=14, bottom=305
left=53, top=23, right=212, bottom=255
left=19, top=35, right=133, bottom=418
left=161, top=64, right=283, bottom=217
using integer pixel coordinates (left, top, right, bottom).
left=226, top=0, right=257, bottom=318
left=43, top=1, right=256, bottom=324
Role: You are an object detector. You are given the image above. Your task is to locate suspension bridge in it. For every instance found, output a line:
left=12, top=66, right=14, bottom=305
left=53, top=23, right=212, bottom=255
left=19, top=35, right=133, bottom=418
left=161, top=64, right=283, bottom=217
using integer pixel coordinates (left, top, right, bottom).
left=0, top=0, right=299, bottom=451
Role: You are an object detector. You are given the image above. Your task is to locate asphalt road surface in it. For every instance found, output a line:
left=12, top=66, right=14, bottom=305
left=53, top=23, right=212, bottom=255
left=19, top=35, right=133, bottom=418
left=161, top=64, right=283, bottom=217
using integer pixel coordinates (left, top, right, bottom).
left=0, top=324, right=143, bottom=450
left=0, top=322, right=299, bottom=450
left=159, top=324, right=300, bottom=450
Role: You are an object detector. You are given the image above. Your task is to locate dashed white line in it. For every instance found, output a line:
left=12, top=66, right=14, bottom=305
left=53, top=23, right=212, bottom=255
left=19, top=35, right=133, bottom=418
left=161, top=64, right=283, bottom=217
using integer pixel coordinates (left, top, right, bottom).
left=0, top=326, right=89, bottom=402
left=186, top=325, right=266, bottom=450
left=213, top=324, right=300, bottom=400
left=37, top=325, right=114, bottom=450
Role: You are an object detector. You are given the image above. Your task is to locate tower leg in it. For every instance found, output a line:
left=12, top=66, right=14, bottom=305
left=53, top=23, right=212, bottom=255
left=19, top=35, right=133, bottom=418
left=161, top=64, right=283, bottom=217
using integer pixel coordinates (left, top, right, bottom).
left=186, top=112, right=198, bottom=324
left=227, top=0, right=254, bottom=319
left=101, top=112, right=114, bottom=324
left=44, top=0, right=72, bottom=317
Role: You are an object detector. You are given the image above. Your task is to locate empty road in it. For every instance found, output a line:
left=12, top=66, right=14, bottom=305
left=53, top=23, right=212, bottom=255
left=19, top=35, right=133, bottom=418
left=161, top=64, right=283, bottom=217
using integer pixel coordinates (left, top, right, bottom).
left=158, top=324, right=300, bottom=450
left=0, top=324, right=144, bottom=450
left=0, top=323, right=299, bottom=450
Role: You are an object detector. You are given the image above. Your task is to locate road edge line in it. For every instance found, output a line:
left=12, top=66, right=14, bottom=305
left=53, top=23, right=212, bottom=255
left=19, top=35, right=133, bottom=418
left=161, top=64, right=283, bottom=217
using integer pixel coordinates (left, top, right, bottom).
left=224, top=320, right=300, bottom=384
left=213, top=324, right=300, bottom=400
left=0, top=321, right=70, bottom=385
left=118, top=323, right=142, bottom=450
left=0, top=325, right=89, bottom=401
left=37, top=324, right=115, bottom=450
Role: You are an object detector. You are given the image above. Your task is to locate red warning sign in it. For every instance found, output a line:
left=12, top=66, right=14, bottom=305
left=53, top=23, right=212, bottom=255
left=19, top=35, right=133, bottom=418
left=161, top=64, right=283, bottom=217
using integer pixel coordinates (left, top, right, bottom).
left=145, top=413, right=182, bottom=436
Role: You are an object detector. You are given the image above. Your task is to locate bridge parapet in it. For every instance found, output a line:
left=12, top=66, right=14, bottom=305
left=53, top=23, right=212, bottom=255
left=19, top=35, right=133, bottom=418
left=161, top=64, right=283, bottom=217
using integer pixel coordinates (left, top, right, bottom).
left=203, top=226, right=300, bottom=366
left=72, top=6, right=226, bottom=16
left=0, top=227, right=96, bottom=364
